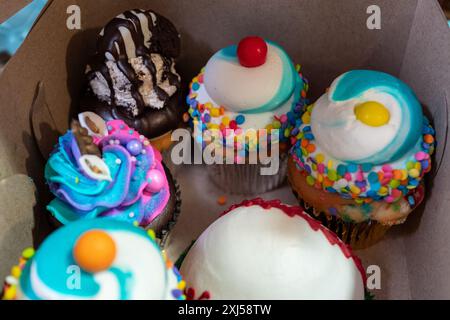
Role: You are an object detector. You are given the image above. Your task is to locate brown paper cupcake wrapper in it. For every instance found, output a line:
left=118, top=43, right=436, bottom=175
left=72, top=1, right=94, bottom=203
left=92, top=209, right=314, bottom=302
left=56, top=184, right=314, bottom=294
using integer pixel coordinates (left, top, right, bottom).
left=292, top=191, right=390, bottom=250
left=148, top=174, right=182, bottom=249
left=206, top=153, right=289, bottom=195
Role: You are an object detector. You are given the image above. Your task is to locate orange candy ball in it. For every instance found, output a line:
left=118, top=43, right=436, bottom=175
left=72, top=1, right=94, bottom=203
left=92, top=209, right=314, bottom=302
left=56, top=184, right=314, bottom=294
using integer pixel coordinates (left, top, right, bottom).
left=73, top=230, right=117, bottom=273
left=217, top=195, right=228, bottom=206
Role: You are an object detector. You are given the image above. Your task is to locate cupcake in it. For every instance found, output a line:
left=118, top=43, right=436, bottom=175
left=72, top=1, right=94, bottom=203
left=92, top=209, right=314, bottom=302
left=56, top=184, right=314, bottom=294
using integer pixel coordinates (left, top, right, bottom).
left=80, top=9, right=189, bottom=151
left=45, top=112, right=181, bottom=240
left=187, top=36, right=309, bottom=194
left=180, top=199, right=365, bottom=300
left=288, top=70, right=435, bottom=249
left=1, top=219, right=186, bottom=300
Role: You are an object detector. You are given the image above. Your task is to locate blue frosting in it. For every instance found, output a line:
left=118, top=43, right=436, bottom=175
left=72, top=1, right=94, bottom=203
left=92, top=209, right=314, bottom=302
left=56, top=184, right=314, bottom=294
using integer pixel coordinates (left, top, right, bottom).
left=45, top=131, right=162, bottom=225
left=215, top=40, right=300, bottom=114
left=331, top=70, right=423, bottom=164
left=19, top=219, right=163, bottom=300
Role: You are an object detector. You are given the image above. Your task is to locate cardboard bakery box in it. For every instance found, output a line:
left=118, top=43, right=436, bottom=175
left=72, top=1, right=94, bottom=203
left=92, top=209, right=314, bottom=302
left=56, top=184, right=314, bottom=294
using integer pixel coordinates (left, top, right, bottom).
left=0, top=0, right=31, bottom=23
left=0, top=0, right=449, bottom=300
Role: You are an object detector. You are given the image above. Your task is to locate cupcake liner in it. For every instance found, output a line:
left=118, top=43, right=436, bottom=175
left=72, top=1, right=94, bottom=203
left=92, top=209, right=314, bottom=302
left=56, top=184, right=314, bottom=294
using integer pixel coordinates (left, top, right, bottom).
left=206, top=152, right=289, bottom=195
left=148, top=170, right=182, bottom=249
left=292, top=191, right=390, bottom=250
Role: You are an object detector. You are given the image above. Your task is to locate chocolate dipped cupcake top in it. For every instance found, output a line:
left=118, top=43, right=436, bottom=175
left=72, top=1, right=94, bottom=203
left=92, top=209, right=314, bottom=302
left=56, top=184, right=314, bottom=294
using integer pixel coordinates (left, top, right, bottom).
left=290, top=70, right=435, bottom=212
left=45, top=112, right=174, bottom=227
left=82, top=9, right=186, bottom=139
left=187, top=36, right=309, bottom=153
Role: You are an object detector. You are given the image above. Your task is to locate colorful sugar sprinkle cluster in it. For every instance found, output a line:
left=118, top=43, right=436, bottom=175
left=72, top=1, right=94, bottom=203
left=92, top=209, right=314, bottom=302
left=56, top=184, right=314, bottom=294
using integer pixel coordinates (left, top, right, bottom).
left=160, top=251, right=187, bottom=300
left=186, top=65, right=309, bottom=151
left=290, top=105, right=436, bottom=203
left=1, top=248, right=34, bottom=300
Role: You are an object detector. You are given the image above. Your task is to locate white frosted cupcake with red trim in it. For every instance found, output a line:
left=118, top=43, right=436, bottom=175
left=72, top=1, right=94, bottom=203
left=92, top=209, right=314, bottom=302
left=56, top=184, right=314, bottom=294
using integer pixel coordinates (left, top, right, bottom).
left=180, top=199, right=365, bottom=300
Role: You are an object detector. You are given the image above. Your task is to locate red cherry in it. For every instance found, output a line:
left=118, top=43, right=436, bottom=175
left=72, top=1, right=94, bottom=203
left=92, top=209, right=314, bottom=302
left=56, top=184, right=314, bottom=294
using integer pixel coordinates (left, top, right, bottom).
left=237, top=36, right=268, bottom=68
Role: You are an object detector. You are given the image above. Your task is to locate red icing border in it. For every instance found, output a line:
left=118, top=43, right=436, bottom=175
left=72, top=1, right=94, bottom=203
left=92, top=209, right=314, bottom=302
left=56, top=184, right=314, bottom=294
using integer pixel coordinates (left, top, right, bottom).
left=221, top=198, right=367, bottom=285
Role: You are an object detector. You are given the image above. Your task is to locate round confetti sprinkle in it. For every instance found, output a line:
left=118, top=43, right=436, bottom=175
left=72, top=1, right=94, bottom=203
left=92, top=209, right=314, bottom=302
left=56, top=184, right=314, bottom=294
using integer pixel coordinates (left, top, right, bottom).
left=306, top=144, right=316, bottom=153
left=337, top=164, right=347, bottom=176
left=312, top=154, right=324, bottom=165
left=217, top=196, right=227, bottom=206
left=22, top=248, right=35, bottom=259
left=368, top=172, right=379, bottom=183
left=371, top=182, right=381, bottom=191
left=203, top=113, right=211, bottom=123
left=236, top=115, right=246, bottom=125
left=210, top=108, right=220, bottom=117
left=192, top=82, right=200, bottom=91
left=11, top=266, right=21, bottom=278
left=306, top=175, right=315, bottom=186
left=424, top=134, right=434, bottom=144
left=408, top=168, right=420, bottom=178
left=273, top=120, right=281, bottom=129
left=389, top=180, right=401, bottom=189
left=347, top=164, right=357, bottom=173
left=362, top=163, right=373, bottom=172
left=301, top=112, right=311, bottom=124
left=415, top=151, right=427, bottom=161
left=328, top=170, right=338, bottom=181
left=350, top=185, right=361, bottom=195
left=329, top=207, right=338, bottom=216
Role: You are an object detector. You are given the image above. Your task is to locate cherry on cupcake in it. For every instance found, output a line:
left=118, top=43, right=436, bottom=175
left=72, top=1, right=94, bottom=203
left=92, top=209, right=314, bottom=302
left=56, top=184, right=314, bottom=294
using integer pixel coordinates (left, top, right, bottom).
left=237, top=36, right=268, bottom=68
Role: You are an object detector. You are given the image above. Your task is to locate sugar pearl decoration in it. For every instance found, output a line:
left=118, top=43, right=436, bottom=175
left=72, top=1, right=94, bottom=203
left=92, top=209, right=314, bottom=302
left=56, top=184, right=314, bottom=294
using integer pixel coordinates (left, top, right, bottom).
left=127, top=139, right=143, bottom=156
left=145, top=169, right=165, bottom=193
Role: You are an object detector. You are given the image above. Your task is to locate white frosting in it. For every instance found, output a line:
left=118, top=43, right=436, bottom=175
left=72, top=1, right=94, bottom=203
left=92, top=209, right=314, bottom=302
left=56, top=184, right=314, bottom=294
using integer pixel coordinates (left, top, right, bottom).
left=22, top=231, right=177, bottom=300
left=130, top=10, right=154, bottom=46
left=89, top=72, right=111, bottom=104
left=311, top=77, right=402, bottom=162
left=181, top=205, right=365, bottom=300
left=204, top=44, right=283, bottom=112
left=106, top=231, right=167, bottom=300
left=195, top=80, right=294, bottom=131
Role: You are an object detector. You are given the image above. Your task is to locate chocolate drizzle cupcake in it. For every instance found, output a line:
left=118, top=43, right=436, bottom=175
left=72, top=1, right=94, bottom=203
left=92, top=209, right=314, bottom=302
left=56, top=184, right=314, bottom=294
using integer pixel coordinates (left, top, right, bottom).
left=80, top=9, right=187, bottom=150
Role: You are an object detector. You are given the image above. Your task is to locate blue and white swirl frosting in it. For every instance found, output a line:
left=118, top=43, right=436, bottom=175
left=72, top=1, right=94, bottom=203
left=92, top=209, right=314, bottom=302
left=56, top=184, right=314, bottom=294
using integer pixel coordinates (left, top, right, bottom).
left=204, top=41, right=300, bottom=114
left=311, top=70, right=423, bottom=165
left=17, top=219, right=185, bottom=300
